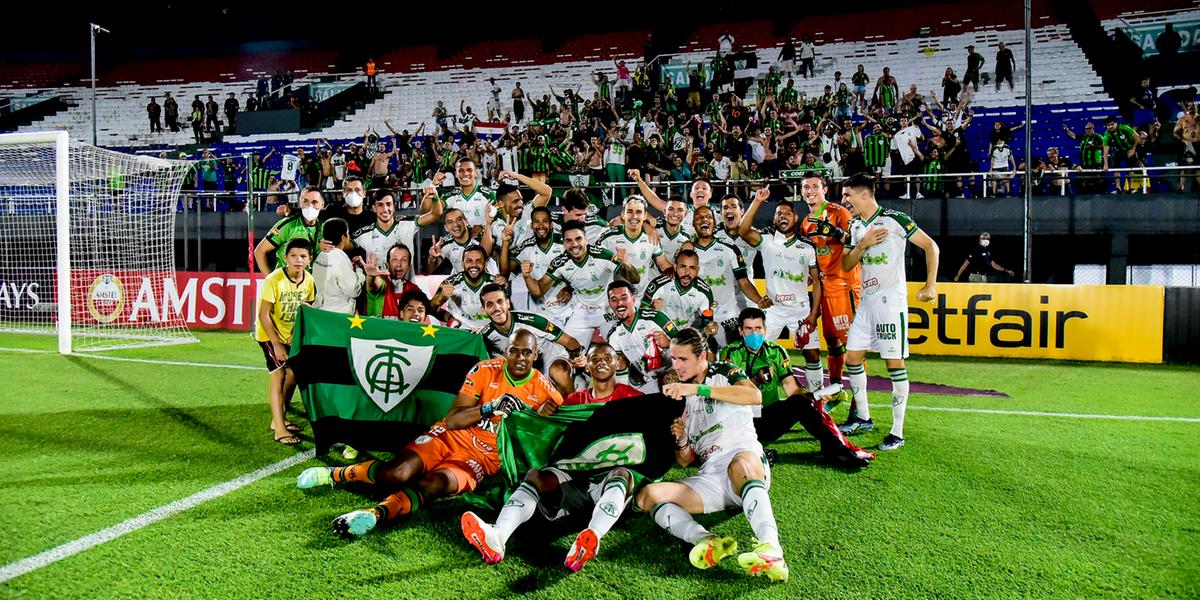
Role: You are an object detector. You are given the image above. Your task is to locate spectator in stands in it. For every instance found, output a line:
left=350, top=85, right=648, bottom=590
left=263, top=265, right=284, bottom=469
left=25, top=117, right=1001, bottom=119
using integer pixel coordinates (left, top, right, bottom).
left=224, top=93, right=239, bottom=133
left=1173, top=101, right=1198, bottom=192
left=920, top=146, right=946, bottom=199
left=799, top=35, right=816, bottom=79
left=164, top=92, right=179, bottom=132
left=934, top=70, right=957, bottom=110
left=190, top=101, right=204, bottom=143
left=1102, top=116, right=1141, bottom=192
left=615, top=60, right=633, bottom=106
left=955, top=232, right=1015, bottom=282
left=851, top=65, right=870, bottom=115
left=1128, top=77, right=1157, bottom=126
left=1031, top=146, right=1073, bottom=195
left=1062, top=122, right=1106, bottom=194
left=245, top=92, right=258, bottom=113
left=205, top=95, right=220, bottom=132
left=777, top=38, right=796, bottom=76
left=1156, top=23, right=1182, bottom=58
left=221, top=157, right=242, bottom=210
left=719, top=32, right=735, bottom=55
left=874, top=67, right=898, bottom=115
left=995, top=42, right=1016, bottom=92
left=964, top=45, right=985, bottom=93
left=147, top=97, right=162, bottom=133
left=891, top=115, right=924, bottom=199
left=365, top=58, right=377, bottom=91
left=988, top=120, right=1024, bottom=159
left=987, top=138, right=1016, bottom=197
left=511, top=83, right=525, bottom=124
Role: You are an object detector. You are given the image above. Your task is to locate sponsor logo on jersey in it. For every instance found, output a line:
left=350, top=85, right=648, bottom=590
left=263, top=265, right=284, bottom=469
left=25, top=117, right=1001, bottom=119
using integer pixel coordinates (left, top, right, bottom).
left=863, top=254, right=889, bottom=266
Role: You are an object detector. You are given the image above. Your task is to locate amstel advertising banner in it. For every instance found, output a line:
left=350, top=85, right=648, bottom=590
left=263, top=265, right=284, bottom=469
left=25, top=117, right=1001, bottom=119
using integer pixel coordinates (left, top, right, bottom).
left=905, top=282, right=1163, bottom=363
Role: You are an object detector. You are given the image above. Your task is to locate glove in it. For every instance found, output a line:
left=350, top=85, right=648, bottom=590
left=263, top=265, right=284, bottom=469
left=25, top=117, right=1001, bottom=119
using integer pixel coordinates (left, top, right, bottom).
left=806, top=217, right=847, bottom=242
left=491, top=393, right=525, bottom=418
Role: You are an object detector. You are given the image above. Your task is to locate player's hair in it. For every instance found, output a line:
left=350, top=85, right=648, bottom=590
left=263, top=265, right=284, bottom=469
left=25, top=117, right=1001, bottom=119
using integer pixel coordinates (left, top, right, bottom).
left=387, top=242, right=411, bottom=262
left=588, top=341, right=614, bottom=355
left=322, top=218, right=349, bottom=244
left=562, top=187, right=590, bottom=211
left=670, top=327, right=707, bottom=358
left=692, top=176, right=711, bottom=186
left=675, top=248, right=699, bottom=264
left=623, top=194, right=647, bottom=212
left=300, top=185, right=325, bottom=201
left=463, top=244, right=488, bottom=262
left=479, top=282, right=509, bottom=302
left=693, top=205, right=715, bottom=218
left=284, top=238, right=312, bottom=255
left=444, top=207, right=466, bottom=221
left=664, top=196, right=687, bottom=206
left=398, top=289, right=431, bottom=313
left=371, top=189, right=395, bottom=205
left=802, top=171, right=827, bottom=184
left=607, top=280, right=634, bottom=295
left=530, top=206, right=553, bottom=220
left=561, top=220, right=587, bottom=237
left=496, top=182, right=520, bottom=200
left=1105, top=116, right=1118, bottom=125
left=738, top=307, right=767, bottom=327
left=342, top=176, right=364, bottom=190
left=844, top=172, right=876, bottom=194
left=777, top=199, right=796, bottom=213
left=456, top=156, right=477, bottom=166
left=720, top=193, right=742, bottom=205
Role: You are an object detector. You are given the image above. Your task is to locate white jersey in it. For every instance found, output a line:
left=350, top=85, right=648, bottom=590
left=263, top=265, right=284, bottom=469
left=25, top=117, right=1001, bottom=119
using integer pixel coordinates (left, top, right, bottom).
left=441, top=272, right=496, bottom=329
left=682, top=362, right=758, bottom=465
left=754, top=228, right=818, bottom=310
left=655, top=222, right=691, bottom=262
left=509, top=235, right=570, bottom=318
left=353, top=220, right=419, bottom=270
left=490, top=203, right=536, bottom=249
left=641, top=274, right=715, bottom=331
left=553, top=212, right=610, bottom=244
left=439, top=232, right=499, bottom=274
left=481, top=311, right=568, bottom=356
left=443, top=183, right=495, bottom=228
left=597, top=227, right=663, bottom=297
left=690, top=238, right=749, bottom=321
left=716, top=224, right=760, bottom=288
left=848, top=207, right=918, bottom=309
left=605, top=308, right=676, bottom=392
left=545, top=246, right=622, bottom=316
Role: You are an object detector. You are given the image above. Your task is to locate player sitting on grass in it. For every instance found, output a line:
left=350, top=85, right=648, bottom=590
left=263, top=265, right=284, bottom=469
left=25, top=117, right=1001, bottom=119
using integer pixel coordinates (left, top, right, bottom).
left=254, top=238, right=314, bottom=446
left=460, top=343, right=645, bottom=572
left=296, top=330, right=562, bottom=537
left=635, top=328, right=789, bottom=582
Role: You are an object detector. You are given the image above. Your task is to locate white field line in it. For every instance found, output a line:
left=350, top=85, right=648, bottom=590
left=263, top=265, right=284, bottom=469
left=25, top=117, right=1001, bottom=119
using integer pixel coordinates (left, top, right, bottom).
left=883, top=404, right=1200, bottom=423
left=0, top=347, right=258, bottom=371
left=0, top=450, right=315, bottom=583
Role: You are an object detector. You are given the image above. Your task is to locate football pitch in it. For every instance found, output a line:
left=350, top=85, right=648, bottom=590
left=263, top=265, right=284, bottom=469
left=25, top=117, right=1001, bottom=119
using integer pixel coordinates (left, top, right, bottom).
left=0, top=331, right=1196, bottom=599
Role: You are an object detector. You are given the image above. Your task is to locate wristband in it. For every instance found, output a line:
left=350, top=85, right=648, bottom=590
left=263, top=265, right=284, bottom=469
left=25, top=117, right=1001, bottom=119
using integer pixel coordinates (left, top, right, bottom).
left=697, top=384, right=711, bottom=398
left=676, top=440, right=690, bottom=450
left=480, top=402, right=495, bottom=419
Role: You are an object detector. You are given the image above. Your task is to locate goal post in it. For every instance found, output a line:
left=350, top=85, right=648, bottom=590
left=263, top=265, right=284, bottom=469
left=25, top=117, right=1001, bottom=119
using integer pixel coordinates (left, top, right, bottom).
left=0, top=131, right=197, bottom=353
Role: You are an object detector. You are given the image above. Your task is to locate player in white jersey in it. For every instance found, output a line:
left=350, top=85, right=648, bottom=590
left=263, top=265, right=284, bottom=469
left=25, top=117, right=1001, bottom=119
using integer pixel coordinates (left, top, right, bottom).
left=489, top=170, right=553, bottom=249
left=737, top=187, right=824, bottom=391
left=654, top=197, right=692, bottom=261
left=478, top=283, right=585, bottom=395
left=428, top=208, right=498, bottom=275
left=500, top=207, right=570, bottom=316
left=556, top=188, right=610, bottom=242
left=715, top=194, right=760, bottom=282
left=597, top=195, right=672, bottom=297
left=641, top=249, right=716, bottom=332
left=432, top=246, right=500, bottom=329
left=605, top=280, right=676, bottom=392
left=689, top=205, right=769, bottom=344
left=626, top=168, right=713, bottom=236
left=635, top=328, right=788, bottom=582
left=838, top=173, right=939, bottom=451
left=351, top=191, right=436, bottom=270
left=524, top=221, right=640, bottom=348
left=439, top=157, right=495, bottom=228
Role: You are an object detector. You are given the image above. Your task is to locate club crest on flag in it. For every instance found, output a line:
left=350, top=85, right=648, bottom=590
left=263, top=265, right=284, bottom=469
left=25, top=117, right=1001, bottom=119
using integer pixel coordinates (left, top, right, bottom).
left=349, top=337, right=435, bottom=412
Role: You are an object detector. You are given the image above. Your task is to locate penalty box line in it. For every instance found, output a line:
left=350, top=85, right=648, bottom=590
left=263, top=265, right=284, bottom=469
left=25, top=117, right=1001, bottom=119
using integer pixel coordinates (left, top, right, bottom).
left=0, top=346, right=259, bottom=371
left=0, top=449, right=315, bottom=583
left=869, top=403, right=1200, bottom=423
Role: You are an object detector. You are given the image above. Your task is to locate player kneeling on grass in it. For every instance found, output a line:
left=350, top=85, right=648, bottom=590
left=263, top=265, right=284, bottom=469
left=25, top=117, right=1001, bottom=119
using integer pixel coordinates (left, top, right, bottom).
left=255, top=238, right=315, bottom=446
left=719, top=307, right=873, bottom=469
left=296, top=330, right=562, bottom=537
left=461, top=343, right=645, bottom=572
left=635, top=328, right=789, bottom=582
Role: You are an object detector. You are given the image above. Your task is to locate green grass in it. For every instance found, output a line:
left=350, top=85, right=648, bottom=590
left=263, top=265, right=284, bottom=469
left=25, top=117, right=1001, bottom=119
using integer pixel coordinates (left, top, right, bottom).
left=0, top=332, right=1197, bottom=599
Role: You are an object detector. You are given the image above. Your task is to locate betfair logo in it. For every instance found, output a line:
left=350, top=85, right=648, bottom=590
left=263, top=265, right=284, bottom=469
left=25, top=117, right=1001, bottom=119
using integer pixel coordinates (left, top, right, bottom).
left=863, top=255, right=888, bottom=266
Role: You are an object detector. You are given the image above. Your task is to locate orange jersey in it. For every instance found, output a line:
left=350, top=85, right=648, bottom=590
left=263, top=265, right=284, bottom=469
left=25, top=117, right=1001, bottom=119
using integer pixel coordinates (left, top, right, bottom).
left=800, top=200, right=862, bottom=291
left=452, top=357, right=563, bottom=448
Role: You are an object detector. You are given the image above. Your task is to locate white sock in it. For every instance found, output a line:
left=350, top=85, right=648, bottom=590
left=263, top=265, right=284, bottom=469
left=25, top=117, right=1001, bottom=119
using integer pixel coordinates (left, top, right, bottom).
left=889, top=367, right=909, bottom=438
left=494, top=481, right=539, bottom=544
left=587, top=476, right=630, bottom=539
left=805, top=362, right=824, bottom=392
left=846, top=362, right=870, bottom=420
left=651, top=502, right=710, bottom=544
left=740, top=479, right=781, bottom=554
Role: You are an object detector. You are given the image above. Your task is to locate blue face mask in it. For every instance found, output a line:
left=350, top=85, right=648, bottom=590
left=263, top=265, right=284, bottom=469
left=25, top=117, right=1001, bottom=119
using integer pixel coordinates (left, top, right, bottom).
left=744, top=332, right=766, bottom=351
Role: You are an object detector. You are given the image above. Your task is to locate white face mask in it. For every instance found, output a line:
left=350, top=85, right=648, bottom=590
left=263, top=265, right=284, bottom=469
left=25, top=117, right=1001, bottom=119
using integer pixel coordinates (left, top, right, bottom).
left=301, top=206, right=320, bottom=222
left=344, top=191, right=363, bottom=208
left=979, top=239, right=990, bottom=248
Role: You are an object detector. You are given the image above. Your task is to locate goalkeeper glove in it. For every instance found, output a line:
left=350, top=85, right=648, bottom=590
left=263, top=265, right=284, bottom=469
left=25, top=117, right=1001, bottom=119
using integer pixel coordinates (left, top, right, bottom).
left=490, top=393, right=525, bottom=418
left=806, top=217, right=848, bottom=243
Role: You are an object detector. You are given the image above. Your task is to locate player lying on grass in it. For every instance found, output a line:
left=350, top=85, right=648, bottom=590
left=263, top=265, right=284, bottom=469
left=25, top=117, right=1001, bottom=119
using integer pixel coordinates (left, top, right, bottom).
left=296, top=329, right=562, bottom=537
left=719, top=307, right=872, bottom=469
left=635, top=328, right=789, bottom=582
left=460, top=343, right=647, bottom=572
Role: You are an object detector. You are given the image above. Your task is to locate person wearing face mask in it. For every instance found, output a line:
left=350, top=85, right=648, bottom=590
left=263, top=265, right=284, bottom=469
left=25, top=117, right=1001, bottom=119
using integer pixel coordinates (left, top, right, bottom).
left=719, top=308, right=872, bottom=469
left=254, top=186, right=325, bottom=274
left=955, top=232, right=1015, bottom=283
left=321, top=176, right=374, bottom=232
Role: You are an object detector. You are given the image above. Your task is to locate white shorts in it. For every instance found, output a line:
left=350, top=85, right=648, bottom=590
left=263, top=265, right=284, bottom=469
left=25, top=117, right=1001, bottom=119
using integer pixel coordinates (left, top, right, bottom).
left=565, top=305, right=608, bottom=348
left=765, top=304, right=820, bottom=349
left=538, top=342, right=569, bottom=374
left=679, top=444, right=770, bottom=514
left=846, top=305, right=909, bottom=359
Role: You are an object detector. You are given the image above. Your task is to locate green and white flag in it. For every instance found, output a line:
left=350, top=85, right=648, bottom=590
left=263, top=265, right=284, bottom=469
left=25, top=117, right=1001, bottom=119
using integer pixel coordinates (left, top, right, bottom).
left=289, top=306, right=489, bottom=453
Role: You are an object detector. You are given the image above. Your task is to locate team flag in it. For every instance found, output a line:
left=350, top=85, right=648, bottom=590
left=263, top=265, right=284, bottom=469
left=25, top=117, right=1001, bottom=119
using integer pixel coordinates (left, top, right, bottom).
left=289, top=306, right=488, bottom=453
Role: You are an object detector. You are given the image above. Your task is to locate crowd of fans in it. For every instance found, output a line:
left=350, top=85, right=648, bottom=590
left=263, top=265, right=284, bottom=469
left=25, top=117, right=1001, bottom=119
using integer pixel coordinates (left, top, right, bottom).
left=145, top=71, right=303, bottom=142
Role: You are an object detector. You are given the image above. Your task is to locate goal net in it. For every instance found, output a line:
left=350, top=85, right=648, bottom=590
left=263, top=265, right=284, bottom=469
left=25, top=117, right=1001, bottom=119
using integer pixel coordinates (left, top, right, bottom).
left=0, top=131, right=196, bottom=352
